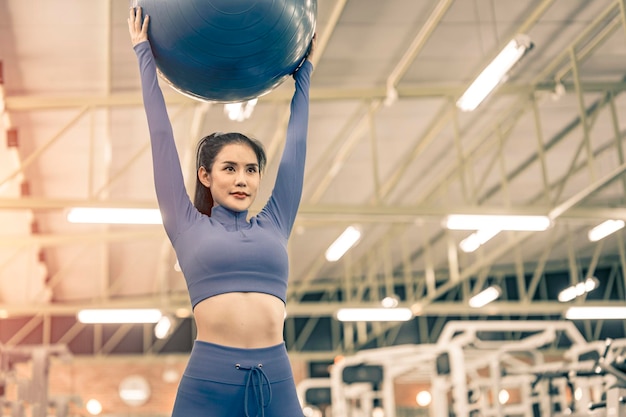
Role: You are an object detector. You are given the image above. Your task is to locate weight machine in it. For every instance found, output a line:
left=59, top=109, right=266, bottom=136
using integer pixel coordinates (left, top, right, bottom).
left=329, top=344, right=437, bottom=417
left=0, top=344, right=79, bottom=417
left=429, top=321, right=588, bottom=417
left=320, top=320, right=626, bottom=417
left=548, top=337, right=626, bottom=417
left=297, top=377, right=332, bottom=416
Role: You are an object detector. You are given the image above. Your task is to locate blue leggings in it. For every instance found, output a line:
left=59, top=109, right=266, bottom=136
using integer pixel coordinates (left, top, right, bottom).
left=171, top=340, right=304, bottom=417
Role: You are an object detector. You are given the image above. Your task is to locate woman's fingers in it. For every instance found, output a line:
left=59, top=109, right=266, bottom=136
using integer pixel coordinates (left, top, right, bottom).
left=127, top=8, right=133, bottom=30
left=128, top=6, right=149, bottom=44
left=141, top=13, right=149, bottom=34
left=128, top=8, right=137, bottom=33
left=128, top=7, right=141, bottom=31
left=135, top=7, right=142, bottom=31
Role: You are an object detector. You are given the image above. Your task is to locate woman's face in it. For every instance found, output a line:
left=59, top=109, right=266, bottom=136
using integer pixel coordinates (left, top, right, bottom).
left=199, top=143, right=261, bottom=212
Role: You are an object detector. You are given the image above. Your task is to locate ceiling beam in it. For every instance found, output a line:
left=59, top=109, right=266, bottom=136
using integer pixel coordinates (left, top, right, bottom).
left=1, top=197, right=625, bottom=221
left=385, top=0, right=454, bottom=96
left=6, top=82, right=626, bottom=111
left=0, top=298, right=623, bottom=318
left=0, top=229, right=164, bottom=247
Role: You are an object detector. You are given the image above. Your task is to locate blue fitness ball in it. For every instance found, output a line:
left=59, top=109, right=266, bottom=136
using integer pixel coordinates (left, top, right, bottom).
left=135, top=0, right=317, bottom=103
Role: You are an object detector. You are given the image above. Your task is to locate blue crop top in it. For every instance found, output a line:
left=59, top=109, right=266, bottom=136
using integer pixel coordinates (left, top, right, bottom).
left=135, top=41, right=312, bottom=308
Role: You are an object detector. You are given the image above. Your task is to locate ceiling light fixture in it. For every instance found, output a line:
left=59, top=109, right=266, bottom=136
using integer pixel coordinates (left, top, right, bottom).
left=67, top=208, right=162, bottom=225
left=336, top=307, right=413, bottom=322
left=459, top=228, right=501, bottom=252
left=381, top=296, right=400, bottom=308
left=456, top=34, right=533, bottom=112
left=154, top=315, right=176, bottom=339
left=565, top=306, right=626, bottom=320
left=77, top=309, right=163, bottom=324
left=445, top=214, right=550, bottom=231
left=558, top=277, right=599, bottom=302
left=469, top=285, right=501, bottom=308
left=224, top=98, right=258, bottom=122
left=588, top=219, right=625, bottom=242
left=325, top=225, right=362, bottom=262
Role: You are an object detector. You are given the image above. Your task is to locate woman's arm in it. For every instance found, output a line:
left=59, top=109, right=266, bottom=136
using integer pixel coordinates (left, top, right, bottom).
left=129, top=8, right=198, bottom=242
left=261, top=38, right=315, bottom=238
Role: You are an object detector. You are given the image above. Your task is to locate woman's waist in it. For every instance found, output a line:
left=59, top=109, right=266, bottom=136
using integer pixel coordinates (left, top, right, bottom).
left=193, top=292, right=285, bottom=348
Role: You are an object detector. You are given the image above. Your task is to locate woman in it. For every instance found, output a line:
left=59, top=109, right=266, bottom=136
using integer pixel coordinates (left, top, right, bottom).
left=128, top=7, right=314, bottom=417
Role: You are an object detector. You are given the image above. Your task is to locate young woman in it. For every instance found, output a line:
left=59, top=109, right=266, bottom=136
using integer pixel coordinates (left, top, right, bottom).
left=128, top=7, right=314, bottom=417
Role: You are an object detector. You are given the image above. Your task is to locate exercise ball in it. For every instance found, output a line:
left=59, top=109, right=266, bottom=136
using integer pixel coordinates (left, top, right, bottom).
left=135, top=0, right=317, bottom=103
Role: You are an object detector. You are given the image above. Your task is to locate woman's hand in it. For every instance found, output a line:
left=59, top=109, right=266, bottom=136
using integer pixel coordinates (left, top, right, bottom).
left=128, top=7, right=149, bottom=47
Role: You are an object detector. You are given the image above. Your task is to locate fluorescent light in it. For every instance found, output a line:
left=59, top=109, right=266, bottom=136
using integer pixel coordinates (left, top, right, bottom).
left=381, top=296, right=399, bottom=308
left=336, top=308, right=413, bottom=322
left=588, top=219, right=625, bottom=242
left=154, top=315, right=174, bottom=339
left=325, top=226, right=361, bottom=262
left=565, top=306, right=626, bottom=320
left=77, top=309, right=162, bottom=324
left=469, top=285, right=501, bottom=308
left=224, top=98, right=258, bottom=121
left=457, top=34, right=532, bottom=111
left=459, top=228, right=501, bottom=252
left=445, top=214, right=550, bottom=231
left=558, top=277, right=599, bottom=302
left=67, top=207, right=162, bottom=225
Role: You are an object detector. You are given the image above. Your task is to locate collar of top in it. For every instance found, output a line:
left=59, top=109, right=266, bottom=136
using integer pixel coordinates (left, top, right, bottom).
left=211, top=205, right=249, bottom=231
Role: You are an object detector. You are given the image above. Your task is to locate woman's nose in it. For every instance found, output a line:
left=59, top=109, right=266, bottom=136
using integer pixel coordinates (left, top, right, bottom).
left=235, top=172, right=247, bottom=186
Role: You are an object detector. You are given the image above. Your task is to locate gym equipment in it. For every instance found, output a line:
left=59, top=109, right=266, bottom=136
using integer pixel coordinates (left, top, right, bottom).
left=135, top=0, right=317, bottom=102
left=296, top=378, right=331, bottom=415
left=0, top=344, right=79, bottom=417
left=342, top=364, right=384, bottom=385
left=330, top=344, right=438, bottom=417
left=565, top=338, right=626, bottom=416
left=328, top=320, right=623, bottom=417
left=427, top=321, right=587, bottom=417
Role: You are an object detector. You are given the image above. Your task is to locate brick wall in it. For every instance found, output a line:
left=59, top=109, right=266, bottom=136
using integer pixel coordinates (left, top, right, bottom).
left=10, top=354, right=308, bottom=416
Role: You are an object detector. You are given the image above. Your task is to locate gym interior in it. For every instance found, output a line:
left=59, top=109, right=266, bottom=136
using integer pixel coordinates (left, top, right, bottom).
left=1, top=1, right=626, bottom=416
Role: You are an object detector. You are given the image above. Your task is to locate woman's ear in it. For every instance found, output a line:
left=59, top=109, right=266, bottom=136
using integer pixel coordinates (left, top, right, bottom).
left=198, top=166, right=211, bottom=188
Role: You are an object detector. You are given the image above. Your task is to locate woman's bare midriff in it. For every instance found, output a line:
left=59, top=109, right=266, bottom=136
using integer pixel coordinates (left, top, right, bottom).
left=193, top=292, right=286, bottom=348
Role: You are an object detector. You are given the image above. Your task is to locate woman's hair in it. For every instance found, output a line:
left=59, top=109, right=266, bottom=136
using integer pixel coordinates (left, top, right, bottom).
left=194, top=132, right=267, bottom=216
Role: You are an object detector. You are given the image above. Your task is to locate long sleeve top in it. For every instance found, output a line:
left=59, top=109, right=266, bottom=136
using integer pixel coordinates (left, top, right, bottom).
left=135, top=41, right=312, bottom=308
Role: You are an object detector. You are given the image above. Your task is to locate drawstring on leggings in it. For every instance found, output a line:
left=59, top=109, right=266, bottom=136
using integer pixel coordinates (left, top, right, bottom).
left=235, top=363, right=272, bottom=417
